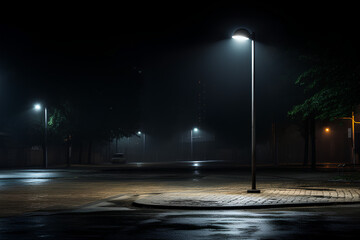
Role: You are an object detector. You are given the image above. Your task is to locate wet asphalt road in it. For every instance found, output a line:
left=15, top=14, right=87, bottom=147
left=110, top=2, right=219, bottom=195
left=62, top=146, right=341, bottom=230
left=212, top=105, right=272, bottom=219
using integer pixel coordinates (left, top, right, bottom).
left=1, top=163, right=360, bottom=239
left=2, top=206, right=360, bottom=239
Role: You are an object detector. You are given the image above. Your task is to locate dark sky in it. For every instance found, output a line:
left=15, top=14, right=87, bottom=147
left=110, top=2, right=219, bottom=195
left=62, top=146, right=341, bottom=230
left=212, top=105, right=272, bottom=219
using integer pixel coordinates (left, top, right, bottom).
left=1, top=1, right=359, bottom=143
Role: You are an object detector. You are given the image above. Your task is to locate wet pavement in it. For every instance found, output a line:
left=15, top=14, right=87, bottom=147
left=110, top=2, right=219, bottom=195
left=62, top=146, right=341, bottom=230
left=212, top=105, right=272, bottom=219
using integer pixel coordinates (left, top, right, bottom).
left=2, top=206, right=360, bottom=239
left=1, top=163, right=360, bottom=239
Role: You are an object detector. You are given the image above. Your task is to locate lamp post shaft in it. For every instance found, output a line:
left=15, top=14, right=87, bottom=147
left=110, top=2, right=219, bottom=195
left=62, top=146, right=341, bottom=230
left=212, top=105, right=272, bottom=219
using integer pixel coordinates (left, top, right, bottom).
left=44, top=107, right=48, bottom=168
left=248, top=39, right=260, bottom=193
left=352, top=111, right=356, bottom=165
left=190, top=130, right=193, bottom=160
left=251, top=39, right=256, bottom=190
left=143, top=133, right=146, bottom=161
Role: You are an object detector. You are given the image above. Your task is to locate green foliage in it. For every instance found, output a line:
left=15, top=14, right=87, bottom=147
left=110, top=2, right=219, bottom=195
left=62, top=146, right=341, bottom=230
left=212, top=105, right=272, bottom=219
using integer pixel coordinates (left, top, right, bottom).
left=48, top=108, right=67, bottom=132
left=46, top=104, right=71, bottom=141
left=289, top=52, right=360, bottom=120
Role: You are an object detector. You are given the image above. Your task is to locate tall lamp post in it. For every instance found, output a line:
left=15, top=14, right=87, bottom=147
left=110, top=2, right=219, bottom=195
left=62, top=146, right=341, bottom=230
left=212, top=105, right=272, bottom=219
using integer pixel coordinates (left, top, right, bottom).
left=34, top=103, right=48, bottom=168
left=232, top=28, right=260, bottom=193
left=137, top=131, right=146, bottom=161
left=190, top=127, right=199, bottom=160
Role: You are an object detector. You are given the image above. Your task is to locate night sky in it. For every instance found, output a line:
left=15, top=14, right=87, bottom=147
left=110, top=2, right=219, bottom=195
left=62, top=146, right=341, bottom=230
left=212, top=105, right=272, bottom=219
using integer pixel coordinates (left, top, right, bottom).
left=1, top=2, right=359, bottom=145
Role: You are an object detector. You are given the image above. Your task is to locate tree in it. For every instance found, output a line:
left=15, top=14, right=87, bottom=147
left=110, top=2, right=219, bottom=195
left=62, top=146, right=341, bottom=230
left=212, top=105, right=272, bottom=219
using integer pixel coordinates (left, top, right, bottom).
left=289, top=53, right=360, bottom=121
left=289, top=48, right=360, bottom=167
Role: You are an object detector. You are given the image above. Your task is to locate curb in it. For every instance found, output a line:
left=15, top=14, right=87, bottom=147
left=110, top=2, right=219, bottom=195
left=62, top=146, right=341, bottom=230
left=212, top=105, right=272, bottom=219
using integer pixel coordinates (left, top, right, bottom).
left=132, top=200, right=360, bottom=210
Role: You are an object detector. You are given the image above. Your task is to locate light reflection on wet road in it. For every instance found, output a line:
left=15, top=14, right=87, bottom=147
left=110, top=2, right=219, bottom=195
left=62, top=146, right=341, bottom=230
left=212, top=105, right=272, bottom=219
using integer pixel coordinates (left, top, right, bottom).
left=1, top=207, right=360, bottom=239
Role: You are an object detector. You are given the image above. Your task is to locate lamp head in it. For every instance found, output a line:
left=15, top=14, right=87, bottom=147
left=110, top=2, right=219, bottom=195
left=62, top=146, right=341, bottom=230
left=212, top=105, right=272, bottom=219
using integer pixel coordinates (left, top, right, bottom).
left=34, top=104, right=41, bottom=111
left=232, top=28, right=254, bottom=41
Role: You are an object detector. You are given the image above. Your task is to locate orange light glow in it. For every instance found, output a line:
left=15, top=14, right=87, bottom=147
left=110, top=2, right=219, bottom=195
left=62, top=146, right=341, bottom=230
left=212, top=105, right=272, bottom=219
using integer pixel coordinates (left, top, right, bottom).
left=325, top=128, right=330, bottom=133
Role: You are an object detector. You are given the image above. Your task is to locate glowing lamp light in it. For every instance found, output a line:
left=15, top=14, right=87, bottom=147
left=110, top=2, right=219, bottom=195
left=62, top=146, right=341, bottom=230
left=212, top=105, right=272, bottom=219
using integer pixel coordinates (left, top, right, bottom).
left=232, top=35, right=249, bottom=41
left=137, top=131, right=142, bottom=135
left=232, top=28, right=252, bottom=41
left=325, top=128, right=330, bottom=133
left=193, top=127, right=199, bottom=132
left=34, top=104, right=41, bottom=111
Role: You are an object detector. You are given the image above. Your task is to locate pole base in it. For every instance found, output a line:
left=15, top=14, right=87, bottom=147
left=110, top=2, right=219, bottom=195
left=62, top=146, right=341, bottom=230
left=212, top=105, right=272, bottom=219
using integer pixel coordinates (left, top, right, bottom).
left=247, top=189, right=261, bottom=193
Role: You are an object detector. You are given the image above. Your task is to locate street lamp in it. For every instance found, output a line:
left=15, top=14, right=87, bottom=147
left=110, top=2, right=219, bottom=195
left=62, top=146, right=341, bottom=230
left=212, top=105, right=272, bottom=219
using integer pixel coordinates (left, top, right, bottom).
left=232, top=28, right=260, bottom=193
left=34, top=103, right=48, bottom=168
left=137, top=131, right=146, bottom=161
left=190, top=127, right=199, bottom=160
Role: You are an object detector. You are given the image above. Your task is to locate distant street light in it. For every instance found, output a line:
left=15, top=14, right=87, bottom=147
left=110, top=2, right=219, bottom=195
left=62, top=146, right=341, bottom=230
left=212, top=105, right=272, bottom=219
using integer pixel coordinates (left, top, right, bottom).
left=137, top=131, right=146, bottom=161
left=190, top=127, right=199, bottom=160
left=34, top=103, right=48, bottom=168
left=232, top=28, right=260, bottom=193
left=34, top=104, right=41, bottom=111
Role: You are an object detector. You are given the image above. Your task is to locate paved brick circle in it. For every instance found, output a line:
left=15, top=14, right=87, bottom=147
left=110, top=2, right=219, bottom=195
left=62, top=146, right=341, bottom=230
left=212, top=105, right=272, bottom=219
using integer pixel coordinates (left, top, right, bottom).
left=133, top=188, right=360, bottom=209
